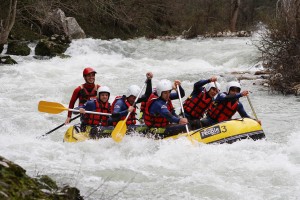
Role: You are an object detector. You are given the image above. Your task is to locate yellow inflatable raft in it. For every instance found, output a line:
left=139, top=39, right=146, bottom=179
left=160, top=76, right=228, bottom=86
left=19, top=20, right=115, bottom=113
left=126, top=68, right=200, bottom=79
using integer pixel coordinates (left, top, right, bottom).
left=64, top=118, right=265, bottom=144
left=166, top=118, right=265, bottom=144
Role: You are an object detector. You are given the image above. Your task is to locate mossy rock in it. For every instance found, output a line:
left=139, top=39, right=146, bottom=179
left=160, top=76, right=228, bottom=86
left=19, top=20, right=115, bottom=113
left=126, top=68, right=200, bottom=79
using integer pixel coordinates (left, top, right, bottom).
left=35, top=39, right=69, bottom=57
left=0, top=56, right=18, bottom=64
left=6, top=41, right=31, bottom=56
left=0, top=156, right=83, bottom=200
left=36, top=175, right=58, bottom=190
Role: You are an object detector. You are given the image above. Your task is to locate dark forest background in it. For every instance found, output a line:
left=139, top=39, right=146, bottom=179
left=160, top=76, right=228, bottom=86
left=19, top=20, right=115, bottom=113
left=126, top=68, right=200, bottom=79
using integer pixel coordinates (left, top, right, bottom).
left=1, top=0, right=275, bottom=40
left=1, top=0, right=300, bottom=94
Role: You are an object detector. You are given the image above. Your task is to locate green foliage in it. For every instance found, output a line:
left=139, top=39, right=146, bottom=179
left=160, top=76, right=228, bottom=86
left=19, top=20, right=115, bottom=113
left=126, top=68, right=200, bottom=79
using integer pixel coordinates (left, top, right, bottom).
left=257, top=1, right=300, bottom=94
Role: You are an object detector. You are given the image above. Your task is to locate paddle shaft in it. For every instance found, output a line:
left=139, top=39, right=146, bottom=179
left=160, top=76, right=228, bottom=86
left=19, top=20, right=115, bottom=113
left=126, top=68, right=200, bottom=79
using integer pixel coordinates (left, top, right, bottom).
left=69, top=108, right=112, bottom=116
left=246, top=95, right=258, bottom=120
left=177, top=85, right=190, bottom=133
left=40, top=115, right=80, bottom=137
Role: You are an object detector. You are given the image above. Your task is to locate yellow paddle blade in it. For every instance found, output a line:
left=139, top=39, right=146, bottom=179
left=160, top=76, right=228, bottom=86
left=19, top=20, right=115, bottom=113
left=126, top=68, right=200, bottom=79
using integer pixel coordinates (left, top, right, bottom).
left=38, top=101, right=68, bottom=114
left=111, top=120, right=127, bottom=142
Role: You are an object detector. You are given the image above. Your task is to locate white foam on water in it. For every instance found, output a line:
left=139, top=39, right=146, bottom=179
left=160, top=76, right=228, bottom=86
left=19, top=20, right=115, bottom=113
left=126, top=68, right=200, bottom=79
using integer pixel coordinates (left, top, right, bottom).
left=1, top=36, right=299, bottom=199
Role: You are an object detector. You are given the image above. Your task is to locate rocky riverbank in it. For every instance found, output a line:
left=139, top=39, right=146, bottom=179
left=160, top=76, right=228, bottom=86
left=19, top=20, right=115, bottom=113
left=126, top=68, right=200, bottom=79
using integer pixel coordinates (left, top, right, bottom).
left=0, top=156, right=83, bottom=200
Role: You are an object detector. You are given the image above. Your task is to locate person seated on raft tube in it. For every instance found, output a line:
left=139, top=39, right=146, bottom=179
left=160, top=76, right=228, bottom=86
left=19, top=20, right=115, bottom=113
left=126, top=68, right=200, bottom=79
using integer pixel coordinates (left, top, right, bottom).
left=183, top=76, right=220, bottom=129
left=141, top=80, right=184, bottom=123
left=143, top=79, right=188, bottom=138
left=65, top=67, right=100, bottom=125
left=200, top=81, right=261, bottom=128
left=109, top=72, right=153, bottom=127
left=78, top=86, right=112, bottom=138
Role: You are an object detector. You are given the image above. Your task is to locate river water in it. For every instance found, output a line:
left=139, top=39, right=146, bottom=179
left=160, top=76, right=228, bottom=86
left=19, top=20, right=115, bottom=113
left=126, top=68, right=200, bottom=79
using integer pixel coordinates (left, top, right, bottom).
left=0, top=36, right=299, bottom=200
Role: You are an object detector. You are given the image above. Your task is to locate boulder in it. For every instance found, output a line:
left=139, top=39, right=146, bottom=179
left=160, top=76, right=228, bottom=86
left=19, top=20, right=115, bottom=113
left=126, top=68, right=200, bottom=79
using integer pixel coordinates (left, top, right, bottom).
left=42, top=8, right=86, bottom=40
left=35, top=39, right=69, bottom=57
left=292, top=83, right=300, bottom=96
left=65, top=17, right=86, bottom=39
left=6, top=41, right=31, bottom=56
left=0, top=56, right=17, bottom=64
left=0, top=155, right=83, bottom=200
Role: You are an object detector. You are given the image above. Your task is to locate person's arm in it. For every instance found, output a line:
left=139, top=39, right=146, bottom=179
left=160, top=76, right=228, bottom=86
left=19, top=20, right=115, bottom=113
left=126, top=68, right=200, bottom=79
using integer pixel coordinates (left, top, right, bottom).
left=194, top=79, right=210, bottom=92
left=137, top=79, right=152, bottom=103
left=216, top=92, right=241, bottom=102
left=67, top=86, right=81, bottom=118
left=237, top=102, right=250, bottom=118
left=213, top=93, right=224, bottom=102
left=79, top=100, right=96, bottom=114
left=178, top=85, right=185, bottom=98
left=112, top=99, right=129, bottom=117
left=81, top=100, right=97, bottom=111
left=65, top=86, right=81, bottom=124
left=150, top=100, right=180, bottom=123
left=170, top=82, right=185, bottom=100
left=222, top=90, right=249, bottom=101
left=137, top=72, right=153, bottom=103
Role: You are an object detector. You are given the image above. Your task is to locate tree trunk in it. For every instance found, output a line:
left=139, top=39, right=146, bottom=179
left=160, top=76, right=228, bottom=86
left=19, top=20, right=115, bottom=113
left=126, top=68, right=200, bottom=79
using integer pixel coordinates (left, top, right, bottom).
left=230, top=0, right=240, bottom=32
left=0, top=0, right=17, bottom=45
left=295, top=0, right=300, bottom=38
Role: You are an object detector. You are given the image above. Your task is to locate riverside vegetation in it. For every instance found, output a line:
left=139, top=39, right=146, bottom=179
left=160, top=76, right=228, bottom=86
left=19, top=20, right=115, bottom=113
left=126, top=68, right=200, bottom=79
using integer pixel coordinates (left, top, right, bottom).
left=1, top=0, right=298, bottom=94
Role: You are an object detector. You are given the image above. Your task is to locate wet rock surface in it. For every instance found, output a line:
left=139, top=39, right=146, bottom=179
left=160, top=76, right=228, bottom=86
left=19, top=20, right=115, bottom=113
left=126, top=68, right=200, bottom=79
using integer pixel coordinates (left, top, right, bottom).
left=0, top=156, right=83, bottom=200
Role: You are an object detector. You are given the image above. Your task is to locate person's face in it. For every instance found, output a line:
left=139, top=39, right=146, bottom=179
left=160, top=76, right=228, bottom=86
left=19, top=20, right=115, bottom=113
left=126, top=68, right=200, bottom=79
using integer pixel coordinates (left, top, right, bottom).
left=84, top=72, right=96, bottom=84
left=161, top=90, right=171, bottom=101
left=127, top=95, right=137, bottom=105
left=229, top=87, right=241, bottom=95
left=99, top=92, right=109, bottom=103
left=208, top=87, right=218, bottom=98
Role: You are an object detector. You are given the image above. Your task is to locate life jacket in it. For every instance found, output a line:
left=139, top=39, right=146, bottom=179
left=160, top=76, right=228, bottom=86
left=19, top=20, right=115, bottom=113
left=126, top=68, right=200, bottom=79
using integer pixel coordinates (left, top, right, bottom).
left=139, top=101, right=147, bottom=120
left=140, top=102, right=146, bottom=113
left=78, top=84, right=100, bottom=106
left=82, top=100, right=111, bottom=126
left=144, top=93, right=174, bottom=128
left=183, top=91, right=213, bottom=118
left=207, top=98, right=238, bottom=122
left=111, top=96, right=136, bottom=125
left=140, top=94, right=174, bottom=120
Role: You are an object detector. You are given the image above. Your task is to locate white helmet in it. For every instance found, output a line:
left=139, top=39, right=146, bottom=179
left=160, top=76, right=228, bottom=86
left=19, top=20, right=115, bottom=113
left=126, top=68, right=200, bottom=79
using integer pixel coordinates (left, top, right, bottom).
left=126, top=85, right=141, bottom=97
left=205, top=82, right=221, bottom=92
left=97, top=86, right=111, bottom=98
left=156, top=79, right=172, bottom=96
left=226, top=81, right=241, bottom=93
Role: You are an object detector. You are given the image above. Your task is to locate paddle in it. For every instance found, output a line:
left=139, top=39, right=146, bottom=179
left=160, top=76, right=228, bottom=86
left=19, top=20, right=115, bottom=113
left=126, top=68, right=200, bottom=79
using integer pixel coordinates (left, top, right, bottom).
left=177, top=84, right=190, bottom=133
left=176, top=84, right=197, bottom=144
left=246, top=95, right=258, bottom=121
left=111, top=81, right=147, bottom=142
left=39, top=115, right=80, bottom=137
left=38, top=101, right=112, bottom=116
